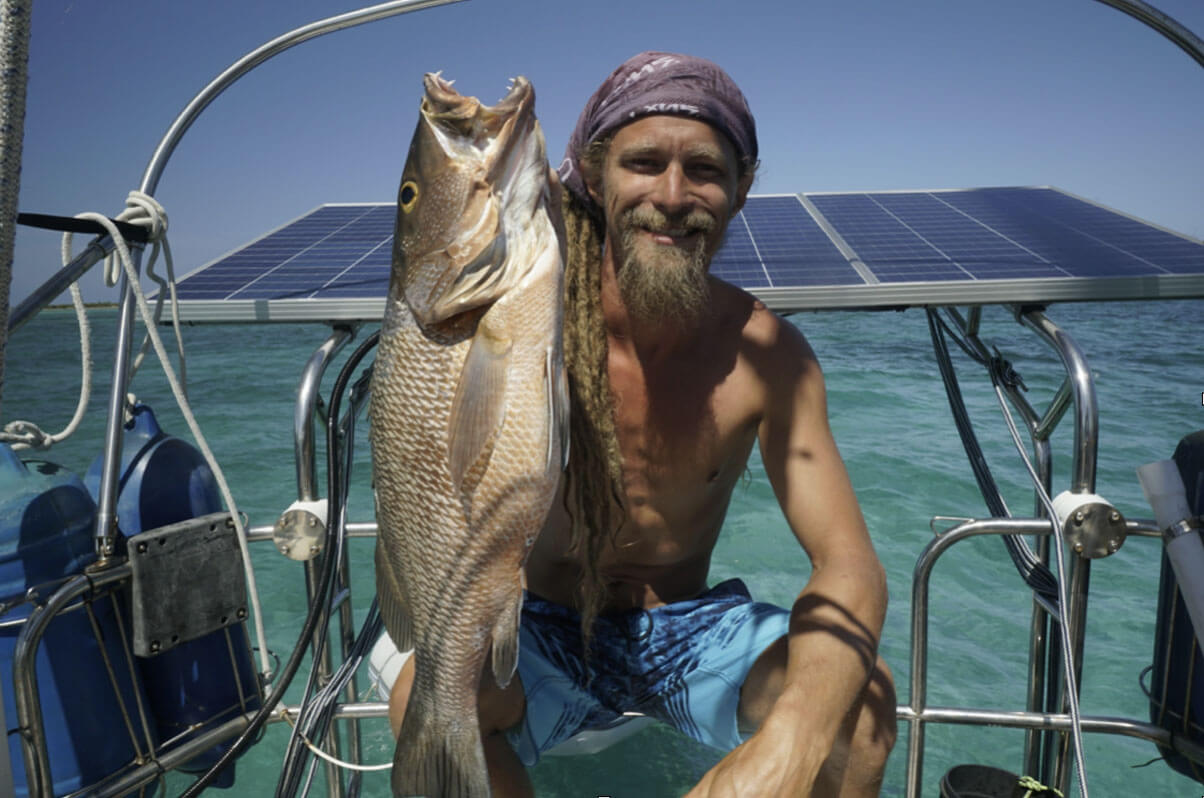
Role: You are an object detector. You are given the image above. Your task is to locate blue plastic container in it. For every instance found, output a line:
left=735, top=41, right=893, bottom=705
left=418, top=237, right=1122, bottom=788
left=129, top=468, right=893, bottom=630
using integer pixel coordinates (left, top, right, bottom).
left=0, top=443, right=148, bottom=796
left=85, top=404, right=260, bottom=788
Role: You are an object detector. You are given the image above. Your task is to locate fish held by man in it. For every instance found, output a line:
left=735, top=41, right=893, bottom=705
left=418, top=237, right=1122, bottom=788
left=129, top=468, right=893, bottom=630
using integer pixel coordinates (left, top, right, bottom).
left=370, top=73, right=567, bottom=797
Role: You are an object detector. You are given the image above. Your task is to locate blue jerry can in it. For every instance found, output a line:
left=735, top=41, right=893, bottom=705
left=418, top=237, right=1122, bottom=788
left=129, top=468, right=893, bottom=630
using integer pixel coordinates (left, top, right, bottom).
left=85, top=404, right=261, bottom=788
left=0, top=443, right=149, bottom=796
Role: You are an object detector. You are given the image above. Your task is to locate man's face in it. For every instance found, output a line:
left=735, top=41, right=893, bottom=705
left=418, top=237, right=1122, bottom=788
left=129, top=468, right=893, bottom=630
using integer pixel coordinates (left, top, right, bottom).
left=590, top=115, right=749, bottom=327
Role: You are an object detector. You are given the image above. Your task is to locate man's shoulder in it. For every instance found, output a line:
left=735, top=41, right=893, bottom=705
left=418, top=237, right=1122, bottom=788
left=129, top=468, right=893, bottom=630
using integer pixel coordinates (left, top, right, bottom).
left=710, top=278, right=814, bottom=361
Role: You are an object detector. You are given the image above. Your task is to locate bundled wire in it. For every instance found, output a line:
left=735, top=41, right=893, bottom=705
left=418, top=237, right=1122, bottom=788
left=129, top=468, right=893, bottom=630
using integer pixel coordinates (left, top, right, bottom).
left=926, top=305, right=1090, bottom=795
left=276, top=360, right=389, bottom=797
left=284, top=602, right=386, bottom=796
left=925, top=308, right=1059, bottom=602
left=180, top=330, right=380, bottom=797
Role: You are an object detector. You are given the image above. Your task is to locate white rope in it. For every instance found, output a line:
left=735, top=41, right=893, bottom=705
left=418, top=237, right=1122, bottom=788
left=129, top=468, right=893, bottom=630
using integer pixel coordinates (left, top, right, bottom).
left=281, top=711, right=392, bottom=772
left=0, top=191, right=189, bottom=450
left=0, top=242, right=93, bottom=450
left=105, top=192, right=188, bottom=395
left=77, top=200, right=273, bottom=681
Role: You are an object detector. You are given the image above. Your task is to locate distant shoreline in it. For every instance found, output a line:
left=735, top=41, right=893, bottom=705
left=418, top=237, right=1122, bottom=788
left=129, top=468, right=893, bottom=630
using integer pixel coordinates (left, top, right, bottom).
left=45, top=302, right=119, bottom=309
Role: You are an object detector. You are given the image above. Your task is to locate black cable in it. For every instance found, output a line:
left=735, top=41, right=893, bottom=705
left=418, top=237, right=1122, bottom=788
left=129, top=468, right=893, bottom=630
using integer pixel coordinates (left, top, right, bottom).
left=925, top=308, right=1059, bottom=602
left=180, top=331, right=379, bottom=797
left=275, top=337, right=379, bottom=797
left=276, top=406, right=353, bottom=795
left=276, top=362, right=379, bottom=797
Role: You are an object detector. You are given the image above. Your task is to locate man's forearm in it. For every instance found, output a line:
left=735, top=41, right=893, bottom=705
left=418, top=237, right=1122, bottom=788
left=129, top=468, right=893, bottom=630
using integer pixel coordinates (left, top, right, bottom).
left=771, top=552, right=887, bottom=754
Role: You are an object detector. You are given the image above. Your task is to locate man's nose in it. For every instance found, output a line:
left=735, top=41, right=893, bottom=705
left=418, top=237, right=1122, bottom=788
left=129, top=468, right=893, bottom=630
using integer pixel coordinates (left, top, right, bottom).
left=652, top=163, right=689, bottom=215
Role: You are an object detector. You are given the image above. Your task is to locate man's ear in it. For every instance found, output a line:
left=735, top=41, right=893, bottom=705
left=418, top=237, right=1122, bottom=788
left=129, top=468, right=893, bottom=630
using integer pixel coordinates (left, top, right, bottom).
left=585, top=173, right=603, bottom=206
left=731, top=172, right=754, bottom=218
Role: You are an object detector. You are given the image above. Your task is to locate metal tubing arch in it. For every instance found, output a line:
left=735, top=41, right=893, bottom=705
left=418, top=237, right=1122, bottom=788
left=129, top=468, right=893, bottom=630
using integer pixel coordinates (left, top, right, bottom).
left=897, top=705, right=1204, bottom=762
left=1089, top=0, right=1204, bottom=69
left=1018, top=309, right=1099, bottom=494
left=92, top=245, right=148, bottom=564
left=1016, top=308, right=1101, bottom=790
left=137, top=0, right=463, bottom=198
left=1034, top=378, right=1073, bottom=443
left=906, top=517, right=1160, bottom=796
left=1023, top=433, right=1055, bottom=775
left=294, top=326, right=356, bottom=501
left=13, top=564, right=132, bottom=797
left=82, top=700, right=391, bottom=798
left=906, top=517, right=1057, bottom=797
left=6, top=237, right=116, bottom=334
left=247, top=521, right=379, bottom=541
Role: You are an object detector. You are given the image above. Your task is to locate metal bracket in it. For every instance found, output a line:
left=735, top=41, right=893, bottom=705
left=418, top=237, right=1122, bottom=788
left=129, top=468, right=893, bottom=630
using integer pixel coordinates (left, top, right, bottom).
left=127, top=511, right=247, bottom=656
left=273, top=499, right=328, bottom=561
left=1052, top=491, right=1128, bottom=559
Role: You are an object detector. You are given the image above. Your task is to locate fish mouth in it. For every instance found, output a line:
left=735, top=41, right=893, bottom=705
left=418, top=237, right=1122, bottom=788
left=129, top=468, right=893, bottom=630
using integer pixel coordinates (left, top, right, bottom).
left=402, top=73, right=544, bottom=327
left=421, top=73, right=534, bottom=143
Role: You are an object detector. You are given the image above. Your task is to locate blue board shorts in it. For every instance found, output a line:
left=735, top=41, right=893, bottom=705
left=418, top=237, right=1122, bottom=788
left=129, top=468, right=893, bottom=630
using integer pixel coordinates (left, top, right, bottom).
left=505, top=578, right=790, bottom=765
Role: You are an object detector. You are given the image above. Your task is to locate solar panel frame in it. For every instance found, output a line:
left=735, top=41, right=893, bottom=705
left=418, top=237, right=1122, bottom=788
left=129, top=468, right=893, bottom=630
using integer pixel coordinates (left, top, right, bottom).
left=171, top=188, right=1204, bottom=322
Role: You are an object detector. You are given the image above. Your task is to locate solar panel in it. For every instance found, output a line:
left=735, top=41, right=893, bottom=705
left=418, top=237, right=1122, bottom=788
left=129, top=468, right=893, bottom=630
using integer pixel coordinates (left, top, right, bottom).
left=177, top=204, right=393, bottom=303
left=172, top=187, right=1204, bottom=321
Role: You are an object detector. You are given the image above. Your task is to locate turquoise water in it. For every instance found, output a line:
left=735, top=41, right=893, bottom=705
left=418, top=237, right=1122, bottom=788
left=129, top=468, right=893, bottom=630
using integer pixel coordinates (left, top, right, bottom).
left=2, top=300, right=1202, bottom=796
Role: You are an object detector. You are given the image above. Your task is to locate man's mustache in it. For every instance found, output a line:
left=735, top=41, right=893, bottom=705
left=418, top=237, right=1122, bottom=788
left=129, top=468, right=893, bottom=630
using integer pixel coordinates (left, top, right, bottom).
left=622, top=206, right=717, bottom=237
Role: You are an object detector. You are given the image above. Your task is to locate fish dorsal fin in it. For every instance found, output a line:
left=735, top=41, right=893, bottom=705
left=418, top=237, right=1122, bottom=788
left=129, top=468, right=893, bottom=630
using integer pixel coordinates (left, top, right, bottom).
left=447, top=324, right=511, bottom=497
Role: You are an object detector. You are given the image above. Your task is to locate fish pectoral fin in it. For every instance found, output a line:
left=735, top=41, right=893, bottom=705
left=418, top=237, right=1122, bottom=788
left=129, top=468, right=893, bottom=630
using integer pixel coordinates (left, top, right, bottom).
left=490, top=584, right=524, bottom=688
left=448, top=326, right=511, bottom=493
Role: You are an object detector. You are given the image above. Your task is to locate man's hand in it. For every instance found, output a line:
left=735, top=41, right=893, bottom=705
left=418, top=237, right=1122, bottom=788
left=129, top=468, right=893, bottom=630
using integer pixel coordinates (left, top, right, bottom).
left=685, top=720, right=821, bottom=798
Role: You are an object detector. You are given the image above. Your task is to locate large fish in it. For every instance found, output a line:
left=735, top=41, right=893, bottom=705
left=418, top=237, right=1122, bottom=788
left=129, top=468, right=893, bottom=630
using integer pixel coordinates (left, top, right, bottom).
left=370, top=73, right=567, bottom=798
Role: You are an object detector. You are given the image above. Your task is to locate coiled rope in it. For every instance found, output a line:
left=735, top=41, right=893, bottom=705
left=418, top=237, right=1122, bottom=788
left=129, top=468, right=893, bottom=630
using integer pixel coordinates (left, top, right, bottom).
left=3, top=192, right=273, bottom=681
left=0, top=278, right=92, bottom=450
left=0, top=192, right=187, bottom=449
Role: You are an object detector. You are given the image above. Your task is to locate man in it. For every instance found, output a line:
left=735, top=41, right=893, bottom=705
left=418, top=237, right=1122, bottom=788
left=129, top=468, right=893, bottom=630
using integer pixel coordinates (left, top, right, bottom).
left=391, top=51, right=896, bottom=796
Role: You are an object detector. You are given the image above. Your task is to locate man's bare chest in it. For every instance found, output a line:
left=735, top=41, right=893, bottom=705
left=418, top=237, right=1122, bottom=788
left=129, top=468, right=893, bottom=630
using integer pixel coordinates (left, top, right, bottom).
left=609, top=356, right=760, bottom=512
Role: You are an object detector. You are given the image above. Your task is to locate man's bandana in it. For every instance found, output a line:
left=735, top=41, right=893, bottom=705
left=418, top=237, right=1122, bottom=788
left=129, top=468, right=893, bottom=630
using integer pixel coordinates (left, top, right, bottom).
left=557, top=51, right=758, bottom=218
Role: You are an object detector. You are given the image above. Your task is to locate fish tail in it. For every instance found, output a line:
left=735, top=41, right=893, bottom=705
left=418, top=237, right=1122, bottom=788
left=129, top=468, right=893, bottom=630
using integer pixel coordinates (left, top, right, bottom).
left=392, top=705, right=491, bottom=798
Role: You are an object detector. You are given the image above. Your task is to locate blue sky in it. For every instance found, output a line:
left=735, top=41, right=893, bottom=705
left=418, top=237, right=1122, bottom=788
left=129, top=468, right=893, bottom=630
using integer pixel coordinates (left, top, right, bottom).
left=11, top=0, right=1203, bottom=305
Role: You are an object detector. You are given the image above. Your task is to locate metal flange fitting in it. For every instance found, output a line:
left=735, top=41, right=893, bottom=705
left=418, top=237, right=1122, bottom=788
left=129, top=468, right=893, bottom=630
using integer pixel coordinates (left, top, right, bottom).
left=1051, top=491, right=1127, bottom=559
left=273, top=498, right=328, bottom=561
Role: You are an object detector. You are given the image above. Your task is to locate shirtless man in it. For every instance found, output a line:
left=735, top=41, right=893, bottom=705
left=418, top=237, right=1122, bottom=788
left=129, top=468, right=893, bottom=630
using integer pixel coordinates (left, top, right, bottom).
left=391, top=52, right=896, bottom=796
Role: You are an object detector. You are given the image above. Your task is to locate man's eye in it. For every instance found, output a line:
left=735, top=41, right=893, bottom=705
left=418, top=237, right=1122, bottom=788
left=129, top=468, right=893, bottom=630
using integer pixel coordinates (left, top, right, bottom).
left=625, top=157, right=661, bottom=173
left=689, top=163, right=725, bottom=181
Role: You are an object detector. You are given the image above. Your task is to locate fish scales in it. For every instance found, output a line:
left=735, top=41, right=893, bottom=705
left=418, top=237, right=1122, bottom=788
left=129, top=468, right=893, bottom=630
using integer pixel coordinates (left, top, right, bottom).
left=370, top=73, right=566, bottom=798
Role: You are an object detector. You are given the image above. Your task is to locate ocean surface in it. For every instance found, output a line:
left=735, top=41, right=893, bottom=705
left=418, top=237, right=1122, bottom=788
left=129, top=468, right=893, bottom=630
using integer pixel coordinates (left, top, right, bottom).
left=2, top=300, right=1202, bottom=797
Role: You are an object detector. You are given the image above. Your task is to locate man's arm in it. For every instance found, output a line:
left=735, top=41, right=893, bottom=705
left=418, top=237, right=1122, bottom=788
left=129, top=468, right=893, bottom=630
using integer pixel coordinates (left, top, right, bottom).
left=690, top=313, right=887, bottom=796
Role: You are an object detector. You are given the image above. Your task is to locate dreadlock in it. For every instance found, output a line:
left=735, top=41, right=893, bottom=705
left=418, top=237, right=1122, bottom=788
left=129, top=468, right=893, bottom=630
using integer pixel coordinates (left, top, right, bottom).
left=561, top=136, right=624, bottom=650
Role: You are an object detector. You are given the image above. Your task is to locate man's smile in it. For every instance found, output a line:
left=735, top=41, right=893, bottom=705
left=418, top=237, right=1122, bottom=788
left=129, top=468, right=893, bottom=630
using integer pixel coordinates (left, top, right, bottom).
left=646, top=228, right=701, bottom=246
left=625, top=207, right=716, bottom=251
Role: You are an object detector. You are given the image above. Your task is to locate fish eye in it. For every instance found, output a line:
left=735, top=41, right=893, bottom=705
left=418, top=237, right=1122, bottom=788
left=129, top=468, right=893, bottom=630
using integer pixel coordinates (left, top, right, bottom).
left=399, top=181, right=419, bottom=213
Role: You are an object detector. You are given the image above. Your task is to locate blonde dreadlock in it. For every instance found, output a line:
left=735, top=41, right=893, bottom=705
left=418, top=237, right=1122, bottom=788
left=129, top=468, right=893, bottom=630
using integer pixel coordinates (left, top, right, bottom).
left=561, top=138, right=624, bottom=650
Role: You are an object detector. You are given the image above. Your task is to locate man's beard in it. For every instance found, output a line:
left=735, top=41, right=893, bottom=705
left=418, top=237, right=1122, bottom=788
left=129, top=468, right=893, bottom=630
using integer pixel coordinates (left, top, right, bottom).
left=616, top=206, right=717, bottom=329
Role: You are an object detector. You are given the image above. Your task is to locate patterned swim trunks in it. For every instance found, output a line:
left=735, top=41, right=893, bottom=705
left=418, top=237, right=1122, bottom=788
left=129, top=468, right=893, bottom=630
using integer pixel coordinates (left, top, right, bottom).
left=506, top=578, right=790, bottom=765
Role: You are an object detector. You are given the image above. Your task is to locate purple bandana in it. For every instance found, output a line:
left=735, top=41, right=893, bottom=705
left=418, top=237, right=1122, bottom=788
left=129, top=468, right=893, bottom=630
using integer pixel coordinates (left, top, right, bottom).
left=557, top=51, right=758, bottom=218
